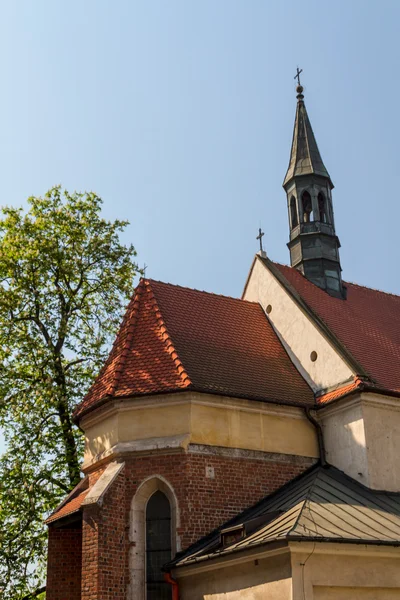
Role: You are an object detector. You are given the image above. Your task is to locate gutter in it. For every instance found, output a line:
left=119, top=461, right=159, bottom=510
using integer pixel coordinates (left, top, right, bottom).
left=304, top=407, right=326, bottom=466
left=170, top=533, right=400, bottom=572
left=288, top=535, right=400, bottom=547
left=165, top=572, right=179, bottom=600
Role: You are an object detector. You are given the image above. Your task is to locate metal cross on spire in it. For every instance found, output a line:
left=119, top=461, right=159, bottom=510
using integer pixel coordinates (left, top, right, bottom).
left=256, top=227, right=265, bottom=253
left=294, top=67, right=303, bottom=86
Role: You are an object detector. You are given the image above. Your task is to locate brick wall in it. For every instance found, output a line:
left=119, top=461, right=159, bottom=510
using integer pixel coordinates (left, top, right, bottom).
left=47, top=448, right=315, bottom=599
left=46, top=523, right=82, bottom=600
left=81, top=468, right=125, bottom=600
left=123, top=448, right=314, bottom=549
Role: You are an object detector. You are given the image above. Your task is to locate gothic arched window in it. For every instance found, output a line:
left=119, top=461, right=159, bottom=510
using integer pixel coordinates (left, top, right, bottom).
left=290, top=196, right=298, bottom=228
left=318, top=192, right=327, bottom=223
left=302, top=191, right=313, bottom=223
left=146, top=490, right=172, bottom=600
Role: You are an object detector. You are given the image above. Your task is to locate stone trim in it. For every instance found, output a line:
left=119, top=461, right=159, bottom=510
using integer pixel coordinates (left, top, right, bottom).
left=188, top=444, right=317, bottom=465
left=82, top=461, right=124, bottom=507
left=128, top=475, right=180, bottom=600
left=81, top=390, right=306, bottom=430
left=83, top=434, right=191, bottom=470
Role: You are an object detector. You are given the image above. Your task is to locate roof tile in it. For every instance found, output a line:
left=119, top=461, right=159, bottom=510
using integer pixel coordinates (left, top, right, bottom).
left=74, top=279, right=314, bottom=420
left=273, top=263, right=400, bottom=396
left=46, top=479, right=89, bottom=524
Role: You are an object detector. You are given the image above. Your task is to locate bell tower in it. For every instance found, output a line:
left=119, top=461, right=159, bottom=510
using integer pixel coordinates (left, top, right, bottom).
left=283, top=78, right=344, bottom=298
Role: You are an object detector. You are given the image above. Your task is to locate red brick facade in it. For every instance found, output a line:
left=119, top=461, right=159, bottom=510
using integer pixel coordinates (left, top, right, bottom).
left=46, top=523, right=82, bottom=599
left=81, top=468, right=126, bottom=600
left=46, top=447, right=315, bottom=599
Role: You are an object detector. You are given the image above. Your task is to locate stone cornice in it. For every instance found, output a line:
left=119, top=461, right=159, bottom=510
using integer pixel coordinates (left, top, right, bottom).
left=80, top=390, right=307, bottom=430
left=318, top=391, right=400, bottom=419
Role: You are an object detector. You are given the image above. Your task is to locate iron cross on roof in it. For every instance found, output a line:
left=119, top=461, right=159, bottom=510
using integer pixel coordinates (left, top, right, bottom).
left=294, top=67, right=303, bottom=86
left=256, top=227, right=265, bottom=253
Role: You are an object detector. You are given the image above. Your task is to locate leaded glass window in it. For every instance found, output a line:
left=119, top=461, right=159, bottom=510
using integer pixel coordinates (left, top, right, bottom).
left=146, top=490, right=172, bottom=600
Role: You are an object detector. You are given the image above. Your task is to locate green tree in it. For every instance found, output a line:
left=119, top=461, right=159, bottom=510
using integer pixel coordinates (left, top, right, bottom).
left=0, top=187, right=141, bottom=597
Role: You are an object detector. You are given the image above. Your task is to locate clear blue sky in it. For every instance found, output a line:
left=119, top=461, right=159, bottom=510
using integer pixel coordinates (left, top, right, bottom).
left=0, top=1, right=399, bottom=297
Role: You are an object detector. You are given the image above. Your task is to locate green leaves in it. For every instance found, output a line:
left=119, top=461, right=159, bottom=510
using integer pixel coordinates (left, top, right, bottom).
left=0, top=187, right=141, bottom=597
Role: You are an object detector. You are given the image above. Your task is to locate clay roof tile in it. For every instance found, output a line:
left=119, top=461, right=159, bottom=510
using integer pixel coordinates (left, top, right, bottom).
left=74, top=278, right=314, bottom=420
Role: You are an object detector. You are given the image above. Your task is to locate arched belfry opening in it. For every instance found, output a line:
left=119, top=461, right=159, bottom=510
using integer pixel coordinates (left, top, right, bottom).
left=301, top=191, right=313, bottom=223
left=290, top=196, right=298, bottom=228
left=318, top=192, right=327, bottom=223
left=146, top=491, right=172, bottom=600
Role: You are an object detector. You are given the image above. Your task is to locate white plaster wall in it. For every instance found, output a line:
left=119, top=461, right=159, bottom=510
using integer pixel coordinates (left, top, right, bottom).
left=177, top=544, right=400, bottom=600
left=178, top=554, right=292, bottom=600
left=291, top=544, right=400, bottom=600
left=243, top=258, right=353, bottom=391
left=320, top=393, right=400, bottom=491
left=362, top=396, right=400, bottom=491
left=319, top=397, right=369, bottom=485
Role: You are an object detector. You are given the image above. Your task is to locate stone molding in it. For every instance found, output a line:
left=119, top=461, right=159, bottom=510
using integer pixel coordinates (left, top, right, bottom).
left=81, top=461, right=125, bottom=507
left=128, top=475, right=180, bottom=600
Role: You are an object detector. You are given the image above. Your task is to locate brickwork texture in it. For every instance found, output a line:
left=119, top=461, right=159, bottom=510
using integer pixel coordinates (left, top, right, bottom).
left=47, top=449, right=315, bottom=599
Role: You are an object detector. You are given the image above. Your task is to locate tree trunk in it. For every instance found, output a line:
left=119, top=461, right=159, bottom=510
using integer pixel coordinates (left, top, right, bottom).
left=54, top=358, right=80, bottom=488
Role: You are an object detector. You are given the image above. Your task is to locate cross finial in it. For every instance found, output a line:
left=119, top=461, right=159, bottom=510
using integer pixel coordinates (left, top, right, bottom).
left=256, top=227, right=265, bottom=254
left=143, top=263, right=148, bottom=277
left=294, top=67, right=303, bottom=86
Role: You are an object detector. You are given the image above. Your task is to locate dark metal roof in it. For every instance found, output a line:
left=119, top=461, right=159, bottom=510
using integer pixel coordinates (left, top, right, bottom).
left=283, top=97, right=332, bottom=187
left=169, top=465, right=400, bottom=569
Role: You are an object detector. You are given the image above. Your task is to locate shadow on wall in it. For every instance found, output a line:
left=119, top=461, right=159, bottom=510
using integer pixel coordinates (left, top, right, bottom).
left=178, top=554, right=291, bottom=600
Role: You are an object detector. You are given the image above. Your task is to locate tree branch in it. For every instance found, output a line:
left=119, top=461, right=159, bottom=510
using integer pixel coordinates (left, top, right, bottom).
left=38, top=473, right=71, bottom=494
left=22, top=585, right=46, bottom=600
left=64, top=357, right=89, bottom=372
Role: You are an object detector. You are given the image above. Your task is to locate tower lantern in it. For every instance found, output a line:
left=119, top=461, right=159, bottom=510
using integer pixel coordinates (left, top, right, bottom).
left=283, top=76, right=344, bottom=298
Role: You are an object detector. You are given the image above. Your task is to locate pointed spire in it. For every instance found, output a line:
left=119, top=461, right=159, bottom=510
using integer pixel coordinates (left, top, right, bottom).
left=283, top=85, right=332, bottom=188
left=282, top=78, right=344, bottom=298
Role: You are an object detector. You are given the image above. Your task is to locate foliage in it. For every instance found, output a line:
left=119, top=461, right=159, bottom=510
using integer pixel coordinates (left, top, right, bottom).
left=0, top=187, right=141, bottom=597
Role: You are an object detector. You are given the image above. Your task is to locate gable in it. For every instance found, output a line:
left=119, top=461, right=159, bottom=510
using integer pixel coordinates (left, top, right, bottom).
left=274, top=262, right=400, bottom=394
left=243, top=256, right=354, bottom=393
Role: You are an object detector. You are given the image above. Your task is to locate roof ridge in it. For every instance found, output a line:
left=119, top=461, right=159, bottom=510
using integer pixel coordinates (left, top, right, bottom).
left=344, top=279, right=400, bottom=300
left=146, top=278, right=257, bottom=305
left=273, top=260, right=400, bottom=300
left=147, top=280, right=192, bottom=388
left=287, top=468, right=321, bottom=537
left=108, top=278, right=146, bottom=396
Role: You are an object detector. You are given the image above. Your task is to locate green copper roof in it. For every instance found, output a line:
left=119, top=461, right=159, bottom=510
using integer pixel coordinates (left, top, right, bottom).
left=169, top=465, right=400, bottom=569
left=283, top=93, right=332, bottom=187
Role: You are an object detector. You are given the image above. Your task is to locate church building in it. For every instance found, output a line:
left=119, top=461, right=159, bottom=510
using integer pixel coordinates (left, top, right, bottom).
left=46, top=82, right=400, bottom=600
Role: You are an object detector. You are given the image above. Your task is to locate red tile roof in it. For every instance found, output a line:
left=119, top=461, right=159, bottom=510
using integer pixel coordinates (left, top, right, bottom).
left=74, top=279, right=313, bottom=420
left=273, top=262, right=400, bottom=395
left=46, top=479, right=89, bottom=524
left=317, top=380, right=363, bottom=405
